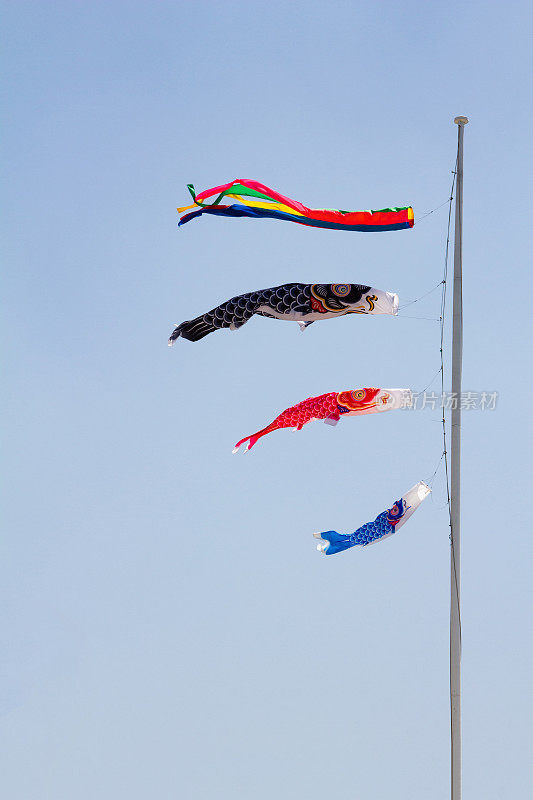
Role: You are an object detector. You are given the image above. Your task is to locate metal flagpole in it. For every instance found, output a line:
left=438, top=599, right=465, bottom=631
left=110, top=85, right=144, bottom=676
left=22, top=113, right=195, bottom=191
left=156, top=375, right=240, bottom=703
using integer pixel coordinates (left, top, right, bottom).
left=450, top=115, right=468, bottom=800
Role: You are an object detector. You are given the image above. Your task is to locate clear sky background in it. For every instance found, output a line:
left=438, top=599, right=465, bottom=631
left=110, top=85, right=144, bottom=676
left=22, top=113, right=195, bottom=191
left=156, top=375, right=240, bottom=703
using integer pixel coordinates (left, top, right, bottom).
left=2, top=2, right=532, bottom=798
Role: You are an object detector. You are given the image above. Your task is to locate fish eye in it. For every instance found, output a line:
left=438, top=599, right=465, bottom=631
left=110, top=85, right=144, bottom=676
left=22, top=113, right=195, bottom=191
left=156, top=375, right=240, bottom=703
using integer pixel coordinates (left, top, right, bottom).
left=331, top=284, right=351, bottom=297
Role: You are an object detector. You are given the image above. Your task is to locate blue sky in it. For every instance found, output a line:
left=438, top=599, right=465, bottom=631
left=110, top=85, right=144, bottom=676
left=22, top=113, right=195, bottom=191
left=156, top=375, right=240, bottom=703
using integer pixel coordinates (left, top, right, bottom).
left=2, top=2, right=532, bottom=798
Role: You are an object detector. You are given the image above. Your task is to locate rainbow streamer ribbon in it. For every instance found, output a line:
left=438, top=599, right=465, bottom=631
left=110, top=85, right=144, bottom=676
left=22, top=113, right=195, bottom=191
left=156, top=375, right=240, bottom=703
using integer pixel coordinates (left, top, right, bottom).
left=178, top=179, right=414, bottom=232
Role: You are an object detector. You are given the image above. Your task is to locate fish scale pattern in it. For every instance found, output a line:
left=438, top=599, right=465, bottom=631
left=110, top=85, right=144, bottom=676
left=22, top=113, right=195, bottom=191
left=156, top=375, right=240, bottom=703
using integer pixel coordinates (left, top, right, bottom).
left=348, top=511, right=393, bottom=546
left=316, top=510, right=396, bottom=554
left=234, top=392, right=339, bottom=452
left=169, top=283, right=310, bottom=343
left=257, top=284, right=310, bottom=317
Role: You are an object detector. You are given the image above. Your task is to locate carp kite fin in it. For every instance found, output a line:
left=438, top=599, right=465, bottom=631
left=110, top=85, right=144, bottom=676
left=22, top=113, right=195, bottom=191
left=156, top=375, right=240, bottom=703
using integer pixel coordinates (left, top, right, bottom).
left=298, top=320, right=314, bottom=332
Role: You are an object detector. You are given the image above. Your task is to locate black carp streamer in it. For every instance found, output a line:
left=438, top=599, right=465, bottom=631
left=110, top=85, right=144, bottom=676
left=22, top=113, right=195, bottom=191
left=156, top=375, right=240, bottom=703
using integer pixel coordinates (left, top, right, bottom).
left=169, top=282, right=398, bottom=344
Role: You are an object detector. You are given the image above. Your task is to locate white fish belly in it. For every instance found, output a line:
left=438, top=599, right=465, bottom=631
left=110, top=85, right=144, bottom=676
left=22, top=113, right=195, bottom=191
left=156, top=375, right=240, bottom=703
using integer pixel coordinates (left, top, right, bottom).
left=256, top=305, right=345, bottom=322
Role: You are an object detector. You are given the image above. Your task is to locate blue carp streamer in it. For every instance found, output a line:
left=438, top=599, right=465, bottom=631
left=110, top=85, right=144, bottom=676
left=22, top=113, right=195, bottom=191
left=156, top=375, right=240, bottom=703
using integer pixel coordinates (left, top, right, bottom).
left=314, top=482, right=430, bottom=556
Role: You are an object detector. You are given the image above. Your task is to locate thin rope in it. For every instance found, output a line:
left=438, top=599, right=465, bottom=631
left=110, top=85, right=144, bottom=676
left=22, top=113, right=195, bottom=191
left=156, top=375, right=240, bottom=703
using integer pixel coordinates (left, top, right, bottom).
left=440, top=168, right=456, bottom=534
left=440, top=163, right=462, bottom=658
left=416, top=198, right=455, bottom=224
left=399, top=280, right=445, bottom=309
left=420, top=366, right=443, bottom=394
left=426, top=451, right=445, bottom=487
left=398, top=314, right=441, bottom=321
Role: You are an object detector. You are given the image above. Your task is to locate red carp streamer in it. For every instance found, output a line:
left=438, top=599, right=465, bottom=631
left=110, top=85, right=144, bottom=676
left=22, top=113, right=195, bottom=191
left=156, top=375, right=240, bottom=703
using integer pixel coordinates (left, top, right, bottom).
left=233, top=387, right=412, bottom=452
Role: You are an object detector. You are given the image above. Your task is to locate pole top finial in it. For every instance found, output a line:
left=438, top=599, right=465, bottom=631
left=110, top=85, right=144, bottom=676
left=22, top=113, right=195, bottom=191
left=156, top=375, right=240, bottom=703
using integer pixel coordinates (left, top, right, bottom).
left=454, top=116, right=469, bottom=125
